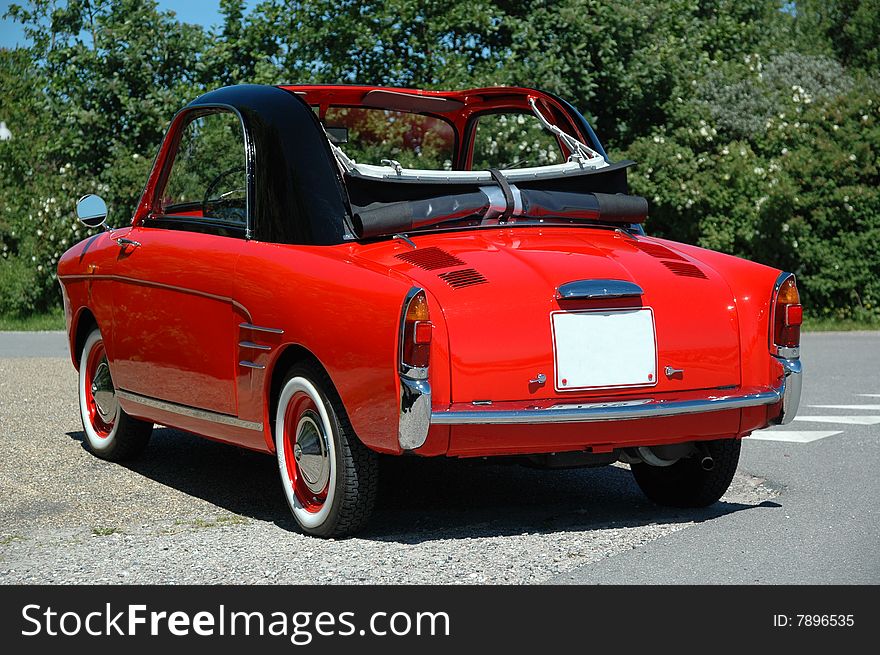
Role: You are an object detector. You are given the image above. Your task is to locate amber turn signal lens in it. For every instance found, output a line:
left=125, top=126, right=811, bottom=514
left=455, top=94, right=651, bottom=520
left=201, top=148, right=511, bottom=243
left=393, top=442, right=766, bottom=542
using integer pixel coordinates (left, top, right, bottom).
left=777, top=277, right=800, bottom=305
left=406, top=293, right=430, bottom=321
left=402, top=290, right=431, bottom=372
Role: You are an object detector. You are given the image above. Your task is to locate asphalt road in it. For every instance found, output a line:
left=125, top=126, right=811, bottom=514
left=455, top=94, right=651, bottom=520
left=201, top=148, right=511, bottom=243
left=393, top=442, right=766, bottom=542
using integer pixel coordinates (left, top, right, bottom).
left=0, top=331, right=876, bottom=583
left=557, top=331, right=880, bottom=583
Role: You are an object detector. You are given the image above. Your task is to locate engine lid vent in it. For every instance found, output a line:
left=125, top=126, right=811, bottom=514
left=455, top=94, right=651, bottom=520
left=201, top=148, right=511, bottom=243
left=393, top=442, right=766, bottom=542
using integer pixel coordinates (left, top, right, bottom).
left=631, top=240, right=687, bottom=261
left=395, top=247, right=465, bottom=270
left=662, top=260, right=708, bottom=279
left=438, top=268, right=488, bottom=289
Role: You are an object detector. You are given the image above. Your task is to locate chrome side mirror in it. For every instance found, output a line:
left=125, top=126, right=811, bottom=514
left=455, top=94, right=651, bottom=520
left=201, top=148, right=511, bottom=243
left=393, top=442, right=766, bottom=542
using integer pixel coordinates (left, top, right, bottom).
left=76, top=194, right=108, bottom=229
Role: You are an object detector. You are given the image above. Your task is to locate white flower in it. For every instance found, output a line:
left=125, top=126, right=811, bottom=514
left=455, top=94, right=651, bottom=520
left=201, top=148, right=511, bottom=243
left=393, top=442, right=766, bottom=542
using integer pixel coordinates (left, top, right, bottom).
left=862, top=115, right=869, bottom=122
left=782, top=223, right=790, bottom=232
left=849, top=154, right=856, bottom=161
left=721, top=147, right=729, bottom=155
left=781, top=148, right=788, bottom=155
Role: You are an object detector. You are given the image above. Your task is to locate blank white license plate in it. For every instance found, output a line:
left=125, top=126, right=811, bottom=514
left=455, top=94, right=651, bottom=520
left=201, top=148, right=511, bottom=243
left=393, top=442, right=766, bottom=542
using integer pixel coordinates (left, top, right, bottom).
left=551, top=308, right=657, bottom=391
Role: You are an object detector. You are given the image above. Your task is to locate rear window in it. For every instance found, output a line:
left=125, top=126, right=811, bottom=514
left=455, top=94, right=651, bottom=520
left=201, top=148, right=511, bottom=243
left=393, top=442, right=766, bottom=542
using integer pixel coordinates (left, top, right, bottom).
left=322, top=107, right=454, bottom=170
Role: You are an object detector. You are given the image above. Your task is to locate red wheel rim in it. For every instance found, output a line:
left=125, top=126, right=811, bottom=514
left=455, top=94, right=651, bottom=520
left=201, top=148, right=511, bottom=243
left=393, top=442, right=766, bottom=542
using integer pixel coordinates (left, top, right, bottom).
left=283, top=391, right=330, bottom=513
left=84, top=339, right=116, bottom=438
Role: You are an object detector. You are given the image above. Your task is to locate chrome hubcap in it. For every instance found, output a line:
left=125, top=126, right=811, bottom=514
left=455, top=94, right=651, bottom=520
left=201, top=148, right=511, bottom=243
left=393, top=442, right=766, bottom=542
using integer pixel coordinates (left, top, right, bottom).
left=91, top=360, right=117, bottom=422
left=295, top=410, right=330, bottom=494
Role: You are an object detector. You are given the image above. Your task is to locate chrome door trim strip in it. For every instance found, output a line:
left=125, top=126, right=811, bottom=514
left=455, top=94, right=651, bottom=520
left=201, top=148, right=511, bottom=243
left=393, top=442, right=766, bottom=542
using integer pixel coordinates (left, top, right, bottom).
left=57, top=273, right=254, bottom=320
left=239, top=360, right=265, bottom=370
left=239, top=340, right=272, bottom=351
left=239, top=322, right=284, bottom=335
left=116, top=390, right=263, bottom=431
left=431, top=386, right=783, bottom=425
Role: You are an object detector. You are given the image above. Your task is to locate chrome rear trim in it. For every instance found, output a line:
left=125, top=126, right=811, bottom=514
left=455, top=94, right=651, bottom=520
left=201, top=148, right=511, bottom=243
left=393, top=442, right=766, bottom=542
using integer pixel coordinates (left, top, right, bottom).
left=556, top=279, right=644, bottom=300
left=431, top=386, right=783, bottom=425
left=239, top=360, right=265, bottom=370
left=772, top=356, right=802, bottom=425
left=239, top=322, right=284, bottom=334
left=116, top=390, right=263, bottom=431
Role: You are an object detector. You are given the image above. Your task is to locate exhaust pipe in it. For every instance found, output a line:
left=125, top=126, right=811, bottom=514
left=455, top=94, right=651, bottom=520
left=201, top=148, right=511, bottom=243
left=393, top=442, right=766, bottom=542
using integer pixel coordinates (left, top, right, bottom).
left=695, top=442, right=715, bottom=471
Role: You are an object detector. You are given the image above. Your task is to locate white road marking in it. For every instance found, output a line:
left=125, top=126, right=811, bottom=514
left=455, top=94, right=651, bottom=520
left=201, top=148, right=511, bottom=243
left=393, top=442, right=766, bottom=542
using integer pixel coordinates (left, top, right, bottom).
left=856, top=394, right=880, bottom=398
left=793, top=415, right=880, bottom=425
left=749, top=430, right=842, bottom=443
left=808, top=404, right=880, bottom=410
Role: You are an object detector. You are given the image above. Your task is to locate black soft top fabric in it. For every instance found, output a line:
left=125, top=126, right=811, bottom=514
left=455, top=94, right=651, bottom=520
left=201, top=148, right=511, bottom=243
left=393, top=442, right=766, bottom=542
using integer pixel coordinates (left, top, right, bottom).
left=188, top=84, right=351, bottom=245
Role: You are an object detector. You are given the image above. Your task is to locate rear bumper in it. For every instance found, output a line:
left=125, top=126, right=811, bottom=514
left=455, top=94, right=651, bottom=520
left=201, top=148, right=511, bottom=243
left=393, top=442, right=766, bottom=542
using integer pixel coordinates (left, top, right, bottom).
left=402, top=359, right=803, bottom=452
left=432, top=385, right=785, bottom=426
left=772, top=356, right=802, bottom=425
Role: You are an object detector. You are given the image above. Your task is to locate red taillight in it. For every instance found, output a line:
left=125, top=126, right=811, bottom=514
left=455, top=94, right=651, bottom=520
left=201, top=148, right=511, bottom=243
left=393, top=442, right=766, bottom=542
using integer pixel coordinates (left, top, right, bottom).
left=773, top=276, right=801, bottom=349
left=401, top=290, right=432, bottom=373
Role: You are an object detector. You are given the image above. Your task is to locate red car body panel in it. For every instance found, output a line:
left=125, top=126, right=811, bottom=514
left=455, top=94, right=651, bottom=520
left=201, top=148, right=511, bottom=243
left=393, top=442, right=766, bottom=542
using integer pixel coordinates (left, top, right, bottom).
left=58, top=83, right=800, bottom=463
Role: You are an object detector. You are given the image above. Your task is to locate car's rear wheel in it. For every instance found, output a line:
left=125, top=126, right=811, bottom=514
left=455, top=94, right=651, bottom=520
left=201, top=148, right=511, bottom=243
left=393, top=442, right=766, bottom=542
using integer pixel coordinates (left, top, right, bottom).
left=78, top=328, right=152, bottom=461
left=630, top=438, right=741, bottom=507
left=275, top=363, right=378, bottom=537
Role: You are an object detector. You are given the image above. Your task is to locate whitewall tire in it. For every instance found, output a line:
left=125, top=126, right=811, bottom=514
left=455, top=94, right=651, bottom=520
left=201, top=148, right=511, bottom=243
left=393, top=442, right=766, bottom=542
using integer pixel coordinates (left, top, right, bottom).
left=78, top=328, right=152, bottom=461
left=275, top=364, right=378, bottom=537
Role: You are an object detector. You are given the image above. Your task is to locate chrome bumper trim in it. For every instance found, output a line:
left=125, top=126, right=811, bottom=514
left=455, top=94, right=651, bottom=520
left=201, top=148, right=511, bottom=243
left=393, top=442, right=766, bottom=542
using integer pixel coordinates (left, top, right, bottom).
left=431, top=387, right=784, bottom=426
left=398, top=375, right=431, bottom=450
left=116, top=390, right=263, bottom=431
left=773, top=356, right=802, bottom=425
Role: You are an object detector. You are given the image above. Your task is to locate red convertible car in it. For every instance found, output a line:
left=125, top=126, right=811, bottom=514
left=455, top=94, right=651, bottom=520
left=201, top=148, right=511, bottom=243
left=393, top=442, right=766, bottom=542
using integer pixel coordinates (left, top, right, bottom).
left=59, top=84, right=802, bottom=536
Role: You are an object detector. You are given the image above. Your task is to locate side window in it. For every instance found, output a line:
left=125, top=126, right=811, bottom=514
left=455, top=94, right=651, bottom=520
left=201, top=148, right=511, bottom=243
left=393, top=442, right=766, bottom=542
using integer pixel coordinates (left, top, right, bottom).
left=157, top=110, right=247, bottom=232
left=471, top=112, right=562, bottom=170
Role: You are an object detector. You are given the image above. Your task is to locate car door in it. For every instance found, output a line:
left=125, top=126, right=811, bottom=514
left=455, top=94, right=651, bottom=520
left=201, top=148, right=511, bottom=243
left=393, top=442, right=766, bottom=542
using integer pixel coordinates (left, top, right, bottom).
left=109, top=109, right=248, bottom=416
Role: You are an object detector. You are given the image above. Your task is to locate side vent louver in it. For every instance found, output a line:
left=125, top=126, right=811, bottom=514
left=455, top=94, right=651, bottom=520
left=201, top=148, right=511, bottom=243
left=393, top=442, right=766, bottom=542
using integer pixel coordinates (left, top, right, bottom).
left=662, top=260, right=708, bottom=279
left=438, top=269, right=488, bottom=289
left=395, top=247, right=465, bottom=270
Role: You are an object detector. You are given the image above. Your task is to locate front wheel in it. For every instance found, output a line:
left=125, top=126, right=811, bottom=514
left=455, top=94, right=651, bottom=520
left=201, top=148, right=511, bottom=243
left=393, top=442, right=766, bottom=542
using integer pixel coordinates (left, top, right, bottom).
left=630, top=438, right=741, bottom=507
left=78, top=328, right=153, bottom=461
left=275, top=364, right=378, bottom=537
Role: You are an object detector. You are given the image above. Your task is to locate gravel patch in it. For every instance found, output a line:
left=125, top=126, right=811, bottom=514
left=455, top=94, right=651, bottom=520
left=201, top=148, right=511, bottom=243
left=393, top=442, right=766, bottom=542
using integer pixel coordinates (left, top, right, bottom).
left=0, top=357, right=777, bottom=584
